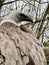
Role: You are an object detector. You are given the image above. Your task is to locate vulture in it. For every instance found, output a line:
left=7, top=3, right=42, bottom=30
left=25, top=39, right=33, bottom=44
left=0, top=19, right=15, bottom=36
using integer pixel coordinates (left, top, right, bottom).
left=0, top=10, right=33, bottom=25
left=0, top=10, right=47, bottom=65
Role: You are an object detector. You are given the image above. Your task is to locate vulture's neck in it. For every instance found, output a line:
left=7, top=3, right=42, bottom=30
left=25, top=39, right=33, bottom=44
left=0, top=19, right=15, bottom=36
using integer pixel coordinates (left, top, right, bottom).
left=0, top=11, right=21, bottom=25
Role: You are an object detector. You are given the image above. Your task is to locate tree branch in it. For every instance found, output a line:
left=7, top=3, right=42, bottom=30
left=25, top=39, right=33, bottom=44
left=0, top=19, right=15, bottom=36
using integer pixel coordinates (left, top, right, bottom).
left=0, top=0, right=19, bottom=8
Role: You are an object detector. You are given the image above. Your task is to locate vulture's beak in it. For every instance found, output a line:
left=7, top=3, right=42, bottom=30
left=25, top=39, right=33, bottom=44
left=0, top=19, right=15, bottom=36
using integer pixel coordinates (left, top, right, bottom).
left=19, top=13, right=33, bottom=23
left=24, top=16, right=33, bottom=23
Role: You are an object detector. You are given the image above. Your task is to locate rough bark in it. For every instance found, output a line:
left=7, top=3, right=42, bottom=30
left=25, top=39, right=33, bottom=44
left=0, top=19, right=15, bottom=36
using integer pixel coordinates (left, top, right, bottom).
left=0, top=22, right=47, bottom=65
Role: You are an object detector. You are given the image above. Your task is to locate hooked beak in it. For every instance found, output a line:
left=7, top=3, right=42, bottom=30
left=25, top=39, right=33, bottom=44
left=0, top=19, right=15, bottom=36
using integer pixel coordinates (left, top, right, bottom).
left=24, top=16, right=33, bottom=23
left=18, top=13, right=33, bottom=22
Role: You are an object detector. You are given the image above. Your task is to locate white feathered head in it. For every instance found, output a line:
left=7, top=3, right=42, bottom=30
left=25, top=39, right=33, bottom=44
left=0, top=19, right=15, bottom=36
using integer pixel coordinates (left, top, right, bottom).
left=1, top=10, right=33, bottom=25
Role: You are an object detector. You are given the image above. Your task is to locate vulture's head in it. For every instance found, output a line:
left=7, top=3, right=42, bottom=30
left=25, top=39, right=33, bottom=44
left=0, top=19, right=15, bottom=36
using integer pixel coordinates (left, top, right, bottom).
left=0, top=10, right=33, bottom=25
left=7, top=10, right=33, bottom=23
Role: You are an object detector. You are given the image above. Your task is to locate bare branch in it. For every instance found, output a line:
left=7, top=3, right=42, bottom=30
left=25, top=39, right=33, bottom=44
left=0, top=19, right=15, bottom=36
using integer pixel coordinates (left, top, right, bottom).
left=0, top=0, right=19, bottom=7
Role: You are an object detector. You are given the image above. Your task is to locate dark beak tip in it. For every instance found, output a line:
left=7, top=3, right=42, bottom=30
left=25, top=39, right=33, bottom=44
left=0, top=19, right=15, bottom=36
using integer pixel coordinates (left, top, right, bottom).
left=31, top=19, right=33, bottom=22
left=29, top=18, right=33, bottom=22
left=24, top=15, right=33, bottom=22
left=28, top=16, right=33, bottom=22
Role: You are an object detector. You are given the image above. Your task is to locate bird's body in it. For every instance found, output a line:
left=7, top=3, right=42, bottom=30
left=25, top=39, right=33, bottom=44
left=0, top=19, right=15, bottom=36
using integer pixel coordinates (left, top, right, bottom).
left=0, top=10, right=33, bottom=26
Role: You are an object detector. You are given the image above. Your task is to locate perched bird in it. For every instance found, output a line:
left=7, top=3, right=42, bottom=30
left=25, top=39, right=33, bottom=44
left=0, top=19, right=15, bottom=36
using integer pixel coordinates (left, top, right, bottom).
left=0, top=10, right=33, bottom=26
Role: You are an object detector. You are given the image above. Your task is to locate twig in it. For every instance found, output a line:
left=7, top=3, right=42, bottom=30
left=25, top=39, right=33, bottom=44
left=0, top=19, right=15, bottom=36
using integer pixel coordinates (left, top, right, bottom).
left=0, top=0, right=19, bottom=7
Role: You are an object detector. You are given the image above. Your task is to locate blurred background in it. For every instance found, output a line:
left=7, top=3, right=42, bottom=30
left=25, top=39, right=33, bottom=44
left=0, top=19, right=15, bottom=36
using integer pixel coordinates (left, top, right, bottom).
left=0, top=0, right=49, bottom=64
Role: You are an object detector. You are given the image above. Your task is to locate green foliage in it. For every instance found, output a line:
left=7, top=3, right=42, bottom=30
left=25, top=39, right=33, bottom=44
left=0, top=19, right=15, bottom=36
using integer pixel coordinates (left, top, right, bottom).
left=47, top=16, right=49, bottom=20
left=0, top=0, right=5, bottom=8
left=46, top=14, right=49, bottom=20
left=43, top=42, right=49, bottom=61
left=0, top=0, right=4, bottom=3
